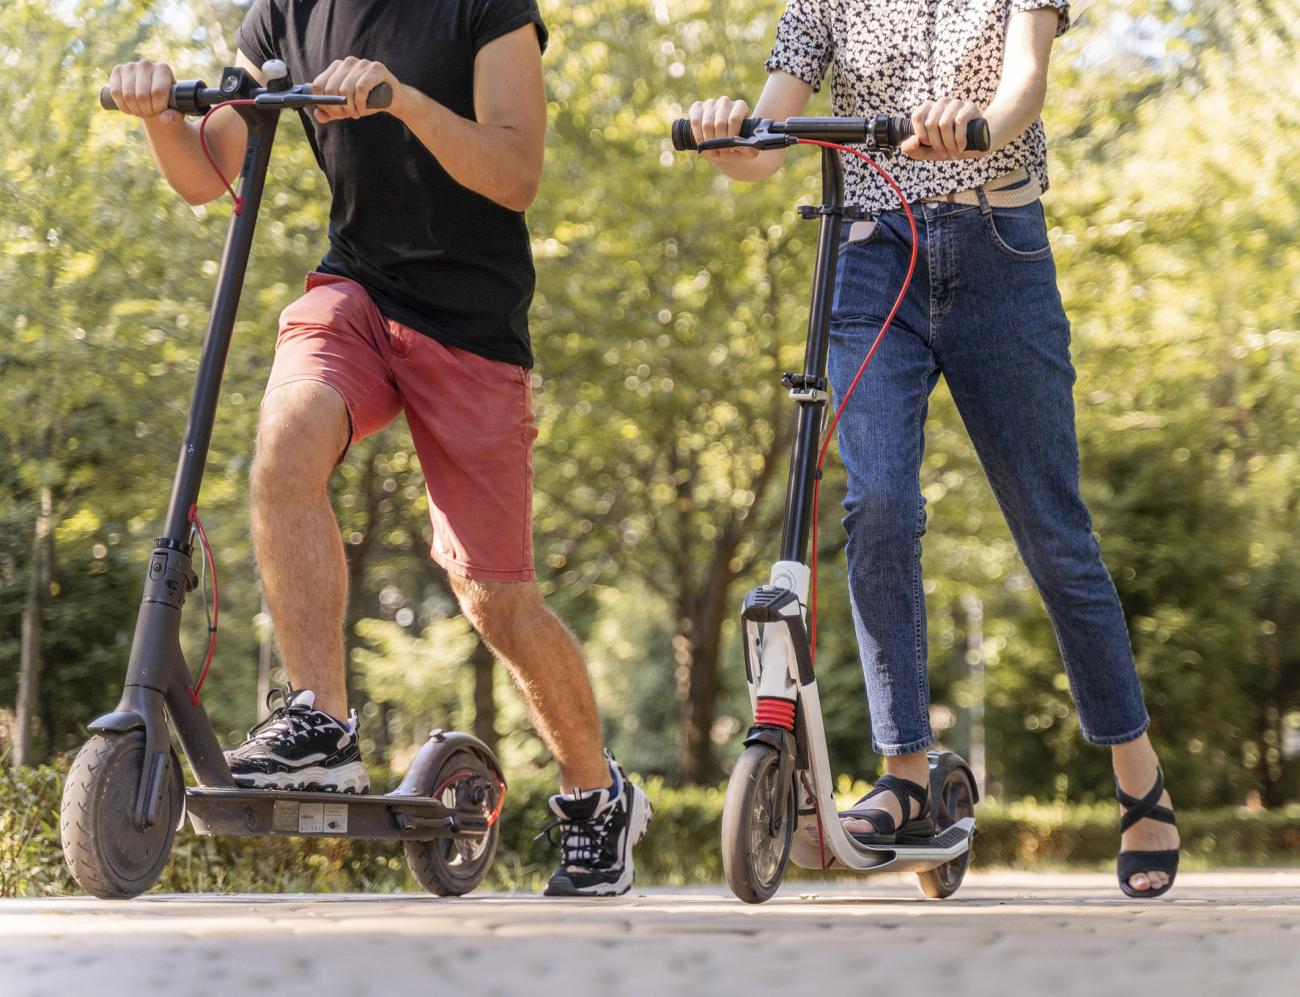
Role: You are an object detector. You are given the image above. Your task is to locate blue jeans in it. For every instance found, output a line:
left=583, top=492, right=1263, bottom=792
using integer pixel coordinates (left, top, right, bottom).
left=828, top=196, right=1150, bottom=755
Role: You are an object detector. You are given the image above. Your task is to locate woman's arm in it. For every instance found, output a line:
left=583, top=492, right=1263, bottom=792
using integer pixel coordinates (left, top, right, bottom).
left=687, top=70, right=814, bottom=182
left=906, top=6, right=1061, bottom=159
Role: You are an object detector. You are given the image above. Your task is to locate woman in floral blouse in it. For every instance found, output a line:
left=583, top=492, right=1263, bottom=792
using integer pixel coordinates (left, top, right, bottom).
left=689, top=0, right=1180, bottom=897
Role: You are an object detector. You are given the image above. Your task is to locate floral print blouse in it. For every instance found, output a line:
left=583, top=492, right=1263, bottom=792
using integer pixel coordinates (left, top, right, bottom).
left=765, top=0, right=1070, bottom=209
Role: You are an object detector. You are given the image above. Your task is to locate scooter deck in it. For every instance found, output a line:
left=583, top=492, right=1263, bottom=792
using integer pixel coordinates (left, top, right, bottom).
left=790, top=816, right=975, bottom=873
left=185, top=786, right=489, bottom=841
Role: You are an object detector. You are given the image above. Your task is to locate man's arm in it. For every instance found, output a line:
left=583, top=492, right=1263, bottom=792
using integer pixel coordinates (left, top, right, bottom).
left=904, top=7, right=1060, bottom=159
left=311, top=25, right=546, bottom=212
left=107, top=52, right=265, bottom=205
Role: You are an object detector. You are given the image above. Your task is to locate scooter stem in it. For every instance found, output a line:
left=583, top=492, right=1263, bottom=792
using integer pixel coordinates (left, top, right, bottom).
left=778, top=148, right=845, bottom=564
left=161, top=107, right=279, bottom=541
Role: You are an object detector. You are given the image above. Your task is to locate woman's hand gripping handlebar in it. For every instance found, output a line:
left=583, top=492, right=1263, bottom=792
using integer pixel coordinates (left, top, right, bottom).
left=671, top=115, right=990, bottom=155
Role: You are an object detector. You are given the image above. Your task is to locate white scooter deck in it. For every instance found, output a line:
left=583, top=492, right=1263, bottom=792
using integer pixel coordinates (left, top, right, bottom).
left=790, top=815, right=975, bottom=873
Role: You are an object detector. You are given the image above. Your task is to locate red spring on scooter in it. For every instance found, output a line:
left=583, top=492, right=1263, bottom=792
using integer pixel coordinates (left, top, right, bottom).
left=754, top=697, right=797, bottom=731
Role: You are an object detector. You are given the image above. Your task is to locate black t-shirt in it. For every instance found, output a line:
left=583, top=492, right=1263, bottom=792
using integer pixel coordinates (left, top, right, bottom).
left=236, top=0, right=547, bottom=368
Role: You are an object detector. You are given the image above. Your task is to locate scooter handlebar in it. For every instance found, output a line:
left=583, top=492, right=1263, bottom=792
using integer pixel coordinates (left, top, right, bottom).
left=99, top=81, right=394, bottom=113
left=671, top=115, right=990, bottom=153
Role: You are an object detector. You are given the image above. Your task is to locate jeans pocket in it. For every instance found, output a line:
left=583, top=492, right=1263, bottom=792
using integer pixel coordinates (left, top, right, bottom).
left=983, top=203, right=1052, bottom=261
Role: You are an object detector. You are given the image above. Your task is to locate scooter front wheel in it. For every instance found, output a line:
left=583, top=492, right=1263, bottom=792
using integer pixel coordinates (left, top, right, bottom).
left=403, top=748, right=501, bottom=896
left=721, top=743, right=795, bottom=904
left=60, top=731, right=184, bottom=899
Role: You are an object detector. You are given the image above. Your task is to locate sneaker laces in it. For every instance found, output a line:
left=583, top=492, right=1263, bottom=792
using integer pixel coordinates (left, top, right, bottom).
left=536, top=797, right=615, bottom=871
left=242, top=686, right=316, bottom=746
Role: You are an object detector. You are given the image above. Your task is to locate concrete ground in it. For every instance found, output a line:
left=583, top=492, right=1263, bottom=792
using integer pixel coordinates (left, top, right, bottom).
left=2, top=871, right=1297, bottom=997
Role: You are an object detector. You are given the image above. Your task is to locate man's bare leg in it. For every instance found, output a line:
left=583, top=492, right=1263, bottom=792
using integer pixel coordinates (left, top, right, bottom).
left=448, top=575, right=608, bottom=792
left=250, top=380, right=351, bottom=721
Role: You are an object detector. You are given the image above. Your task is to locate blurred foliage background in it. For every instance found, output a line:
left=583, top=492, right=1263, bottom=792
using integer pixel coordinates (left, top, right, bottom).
left=2, top=0, right=1297, bottom=853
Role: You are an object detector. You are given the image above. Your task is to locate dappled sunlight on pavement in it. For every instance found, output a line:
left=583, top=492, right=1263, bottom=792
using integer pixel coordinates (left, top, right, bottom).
left=2, top=871, right=1297, bottom=996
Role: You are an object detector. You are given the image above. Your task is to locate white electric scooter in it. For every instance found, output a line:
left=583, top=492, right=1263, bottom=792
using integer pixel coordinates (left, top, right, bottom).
left=672, top=113, right=981, bottom=903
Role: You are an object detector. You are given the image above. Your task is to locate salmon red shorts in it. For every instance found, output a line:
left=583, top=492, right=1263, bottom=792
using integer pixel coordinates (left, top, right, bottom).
left=264, top=272, right=538, bottom=582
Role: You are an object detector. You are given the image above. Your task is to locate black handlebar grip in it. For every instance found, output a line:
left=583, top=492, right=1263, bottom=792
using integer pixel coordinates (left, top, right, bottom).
left=671, top=117, right=758, bottom=151
left=99, top=86, right=118, bottom=110
left=890, top=115, right=991, bottom=152
left=365, top=83, right=393, bottom=109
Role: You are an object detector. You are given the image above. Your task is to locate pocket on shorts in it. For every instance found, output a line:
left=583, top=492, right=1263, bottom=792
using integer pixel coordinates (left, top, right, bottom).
left=983, top=202, right=1052, bottom=261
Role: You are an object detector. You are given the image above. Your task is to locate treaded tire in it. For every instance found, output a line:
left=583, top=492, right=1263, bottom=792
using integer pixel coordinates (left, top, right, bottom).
left=916, top=762, right=976, bottom=899
left=403, top=749, right=501, bottom=897
left=61, top=731, right=182, bottom=899
left=721, top=743, right=795, bottom=904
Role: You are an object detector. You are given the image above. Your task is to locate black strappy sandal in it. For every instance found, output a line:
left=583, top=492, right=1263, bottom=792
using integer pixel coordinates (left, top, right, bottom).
left=839, top=773, right=935, bottom=846
left=1116, top=768, right=1179, bottom=899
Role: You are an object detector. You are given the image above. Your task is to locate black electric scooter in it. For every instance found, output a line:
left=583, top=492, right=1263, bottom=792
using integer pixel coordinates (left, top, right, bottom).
left=59, top=62, right=505, bottom=900
left=671, top=115, right=986, bottom=902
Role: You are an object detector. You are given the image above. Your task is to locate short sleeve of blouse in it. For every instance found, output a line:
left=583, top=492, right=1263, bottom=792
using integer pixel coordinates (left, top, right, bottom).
left=1009, top=0, right=1070, bottom=36
left=764, top=0, right=834, bottom=92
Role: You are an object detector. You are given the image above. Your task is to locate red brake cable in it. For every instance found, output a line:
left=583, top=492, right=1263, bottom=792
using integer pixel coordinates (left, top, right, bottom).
left=197, top=99, right=255, bottom=214
left=793, top=140, right=920, bottom=667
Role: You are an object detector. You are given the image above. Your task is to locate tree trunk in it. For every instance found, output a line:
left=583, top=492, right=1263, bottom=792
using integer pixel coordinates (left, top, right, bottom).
left=14, top=484, right=54, bottom=767
left=959, top=592, right=986, bottom=795
left=342, top=447, right=382, bottom=712
left=675, top=544, right=737, bottom=784
left=470, top=638, right=499, bottom=757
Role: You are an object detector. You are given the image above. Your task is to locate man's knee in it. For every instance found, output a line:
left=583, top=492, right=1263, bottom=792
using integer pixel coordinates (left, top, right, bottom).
left=252, top=381, right=349, bottom=502
left=449, top=575, right=543, bottom=647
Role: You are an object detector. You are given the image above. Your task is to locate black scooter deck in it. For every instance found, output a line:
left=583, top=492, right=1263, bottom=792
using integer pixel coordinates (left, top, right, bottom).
left=185, top=786, right=489, bottom=841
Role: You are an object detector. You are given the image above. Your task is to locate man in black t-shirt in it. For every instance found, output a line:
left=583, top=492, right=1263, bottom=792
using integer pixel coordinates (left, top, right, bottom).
left=106, top=0, right=650, bottom=897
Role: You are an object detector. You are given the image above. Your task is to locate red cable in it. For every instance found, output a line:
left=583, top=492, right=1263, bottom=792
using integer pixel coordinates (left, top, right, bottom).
left=795, top=140, right=919, bottom=666
left=181, top=100, right=251, bottom=705
left=187, top=504, right=219, bottom=704
left=197, top=99, right=255, bottom=214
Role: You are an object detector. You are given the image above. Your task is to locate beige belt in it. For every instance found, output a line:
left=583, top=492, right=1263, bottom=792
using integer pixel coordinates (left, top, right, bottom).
left=923, top=166, right=1042, bottom=208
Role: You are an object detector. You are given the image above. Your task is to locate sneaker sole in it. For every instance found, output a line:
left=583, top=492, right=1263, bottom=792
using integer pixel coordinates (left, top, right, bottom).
left=545, top=783, right=653, bottom=898
left=230, top=761, right=370, bottom=794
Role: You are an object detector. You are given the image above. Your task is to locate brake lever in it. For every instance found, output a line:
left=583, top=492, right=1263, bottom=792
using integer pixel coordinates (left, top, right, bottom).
left=698, top=131, right=797, bottom=153
left=253, top=91, right=347, bottom=107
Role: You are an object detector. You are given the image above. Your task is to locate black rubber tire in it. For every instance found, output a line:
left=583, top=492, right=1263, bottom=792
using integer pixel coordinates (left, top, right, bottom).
left=721, top=743, right=795, bottom=904
left=60, top=731, right=183, bottom=899
left=916, top=763, right=976, bottom=899
left=403, top=749, right=501, bottom=897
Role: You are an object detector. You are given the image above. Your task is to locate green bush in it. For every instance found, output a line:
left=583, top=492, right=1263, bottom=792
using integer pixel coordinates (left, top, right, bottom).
left=5, top=760, right=1298, bottom=898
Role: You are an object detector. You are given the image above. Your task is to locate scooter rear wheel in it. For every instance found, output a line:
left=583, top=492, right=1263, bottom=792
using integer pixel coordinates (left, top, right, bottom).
left=60, top=731, right=184, bottom=899
left=722, top=743, right=795, bottom=904
left=403, top=748, right=501, bottom=896
left=916, top=761, right=976, bottom=899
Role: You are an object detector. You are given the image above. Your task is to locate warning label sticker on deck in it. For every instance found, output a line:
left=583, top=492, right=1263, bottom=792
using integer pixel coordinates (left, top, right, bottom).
left=272, top=800, right=299, bottom=833
left=270, top=799, right=348, bottom=834
left=323, top=802, right=349, bottom=834
left=297, top=803, right=324, bottom=833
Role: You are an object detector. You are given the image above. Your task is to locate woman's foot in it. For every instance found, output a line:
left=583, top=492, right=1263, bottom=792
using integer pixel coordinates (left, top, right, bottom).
left=839, top=752, right=932, bottom=843
left=1112, top=735, right=1180, bottom=894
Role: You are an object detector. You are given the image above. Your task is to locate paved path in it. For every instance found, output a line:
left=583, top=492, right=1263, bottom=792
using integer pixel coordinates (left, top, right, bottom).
left=3, top=871, right=1297, bottom=996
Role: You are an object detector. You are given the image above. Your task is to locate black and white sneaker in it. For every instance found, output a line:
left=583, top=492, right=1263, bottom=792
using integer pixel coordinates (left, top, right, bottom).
left=223, top=687, right=369, bottom=794
left=541, top=751, right=652, bottom=897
